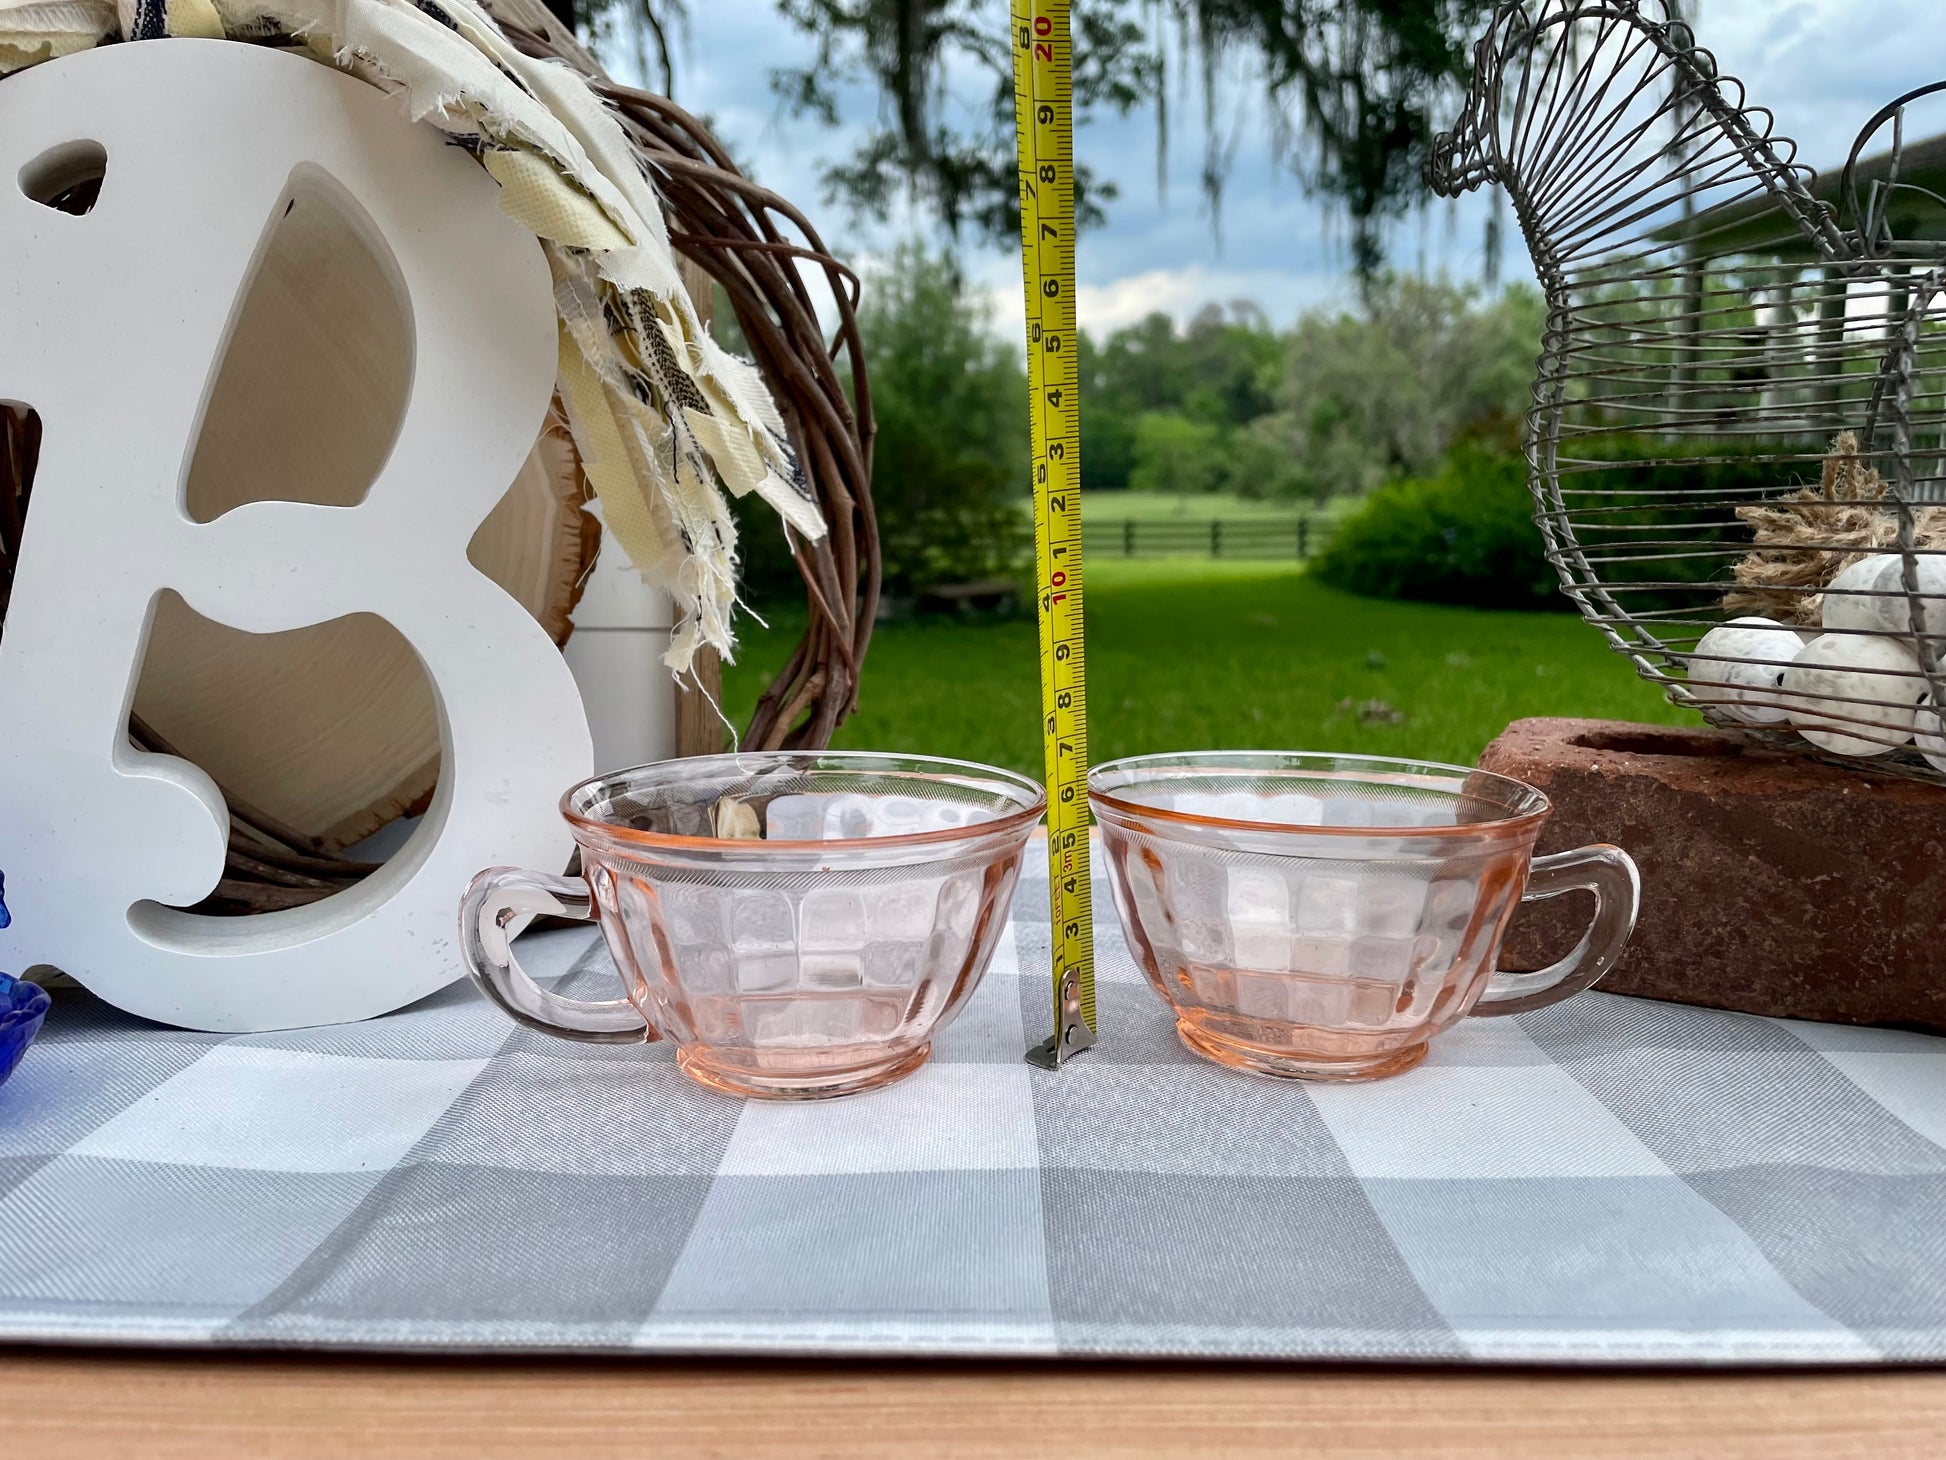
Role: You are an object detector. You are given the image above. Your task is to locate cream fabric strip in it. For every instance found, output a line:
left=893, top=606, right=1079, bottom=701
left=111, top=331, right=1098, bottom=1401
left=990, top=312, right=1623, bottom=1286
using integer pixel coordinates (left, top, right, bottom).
left=0, top=0, right=825, bottom=672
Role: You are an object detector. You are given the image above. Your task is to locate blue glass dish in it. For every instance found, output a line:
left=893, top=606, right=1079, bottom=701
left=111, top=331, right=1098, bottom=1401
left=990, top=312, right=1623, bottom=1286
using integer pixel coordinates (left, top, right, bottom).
left=0, top=874, right=41, bottom=1088
left=0, top=972, right=48, bottom=1088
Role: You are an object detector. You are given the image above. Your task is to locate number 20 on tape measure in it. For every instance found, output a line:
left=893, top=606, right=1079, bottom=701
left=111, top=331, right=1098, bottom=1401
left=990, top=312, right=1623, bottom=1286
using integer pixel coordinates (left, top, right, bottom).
left=1012, top=0, right=1097, bottom=1068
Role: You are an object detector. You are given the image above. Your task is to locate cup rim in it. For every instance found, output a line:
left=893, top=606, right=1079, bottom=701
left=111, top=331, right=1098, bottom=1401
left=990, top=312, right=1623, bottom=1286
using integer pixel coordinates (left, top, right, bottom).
left=1086, top=750, right=1551, bottom=838
left=561, top=749, right=1049, bottom=854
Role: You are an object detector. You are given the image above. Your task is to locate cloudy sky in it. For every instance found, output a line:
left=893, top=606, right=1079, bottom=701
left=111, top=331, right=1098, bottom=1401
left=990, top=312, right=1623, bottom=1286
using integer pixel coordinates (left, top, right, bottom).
left=617, top=0, right=1944, bottom=336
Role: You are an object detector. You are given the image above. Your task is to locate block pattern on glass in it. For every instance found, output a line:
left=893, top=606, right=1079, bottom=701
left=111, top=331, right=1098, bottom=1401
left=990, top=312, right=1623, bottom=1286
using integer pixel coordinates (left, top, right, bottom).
left=764, top=793, right=1000, bottom=841
left=589, top=855, right=1015, bottom=1091
left=1097, top=780, right=1534, bottom=1081
left=462, top=750, right=1044, bottom=1099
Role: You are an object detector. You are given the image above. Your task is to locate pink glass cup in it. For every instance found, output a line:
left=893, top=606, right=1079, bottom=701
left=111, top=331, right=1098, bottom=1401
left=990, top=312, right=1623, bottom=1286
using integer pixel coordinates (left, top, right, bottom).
left=1090, top=751, right=1639, bottom=1082
left=460, top=751, right=1044, bottom=1099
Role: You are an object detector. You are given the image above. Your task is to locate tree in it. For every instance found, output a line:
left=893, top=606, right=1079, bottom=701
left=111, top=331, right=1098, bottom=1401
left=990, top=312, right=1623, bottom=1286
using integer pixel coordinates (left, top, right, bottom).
left=770, top=0, right=1496, bottom=275
left=542, top=0, right=688, bottom=96
left=853, top=243, right=1033, bottom=592
left=1079, top=302, right=1284, bottom=491
left=1253, top=274, right=1544, bottom=497
left=1174, top=302, right=1283, bottom=426
left=563, top=0, right=1705, bottom=280
left=560, top=0, right=1499, bottom=275
left=1129, top=412, right=1226, bottom=495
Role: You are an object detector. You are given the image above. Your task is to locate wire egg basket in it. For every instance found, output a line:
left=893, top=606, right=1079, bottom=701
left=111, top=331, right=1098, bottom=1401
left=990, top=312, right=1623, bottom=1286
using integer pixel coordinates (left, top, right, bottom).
left=1429, top=0, right=1946, bottom=782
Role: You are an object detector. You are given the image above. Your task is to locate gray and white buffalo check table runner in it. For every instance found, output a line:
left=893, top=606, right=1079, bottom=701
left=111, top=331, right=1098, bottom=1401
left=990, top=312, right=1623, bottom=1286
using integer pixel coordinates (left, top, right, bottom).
left=2, top=853, right=1943, bottom=1363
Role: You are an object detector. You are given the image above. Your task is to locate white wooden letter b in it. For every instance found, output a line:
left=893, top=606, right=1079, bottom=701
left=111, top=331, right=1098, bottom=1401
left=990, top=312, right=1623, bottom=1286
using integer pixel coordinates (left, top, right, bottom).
left=0, top=41, right=593, bottom=1030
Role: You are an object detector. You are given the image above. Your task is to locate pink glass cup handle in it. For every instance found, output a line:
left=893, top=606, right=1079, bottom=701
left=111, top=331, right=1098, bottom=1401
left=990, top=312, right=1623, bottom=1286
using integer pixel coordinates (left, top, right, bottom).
left=1471, top=844, right=1641, bottom=1018
left=459, top=867, right=653, bottom=1043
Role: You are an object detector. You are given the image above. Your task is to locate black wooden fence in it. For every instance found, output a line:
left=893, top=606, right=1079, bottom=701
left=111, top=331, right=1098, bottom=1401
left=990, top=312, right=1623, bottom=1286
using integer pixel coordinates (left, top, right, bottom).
left=1079, top=517, right=1333, bottom=560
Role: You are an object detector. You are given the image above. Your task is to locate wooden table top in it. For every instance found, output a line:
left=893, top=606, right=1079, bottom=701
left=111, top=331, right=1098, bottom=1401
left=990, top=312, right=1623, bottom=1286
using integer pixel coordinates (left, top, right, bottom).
left=4, top=1350, right=1943, bottom=1458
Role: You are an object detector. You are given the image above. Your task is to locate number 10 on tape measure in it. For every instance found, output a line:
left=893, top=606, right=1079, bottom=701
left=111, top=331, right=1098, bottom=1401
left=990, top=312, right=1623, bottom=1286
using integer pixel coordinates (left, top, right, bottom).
left=1012, top=0, right=1097, bottom=1068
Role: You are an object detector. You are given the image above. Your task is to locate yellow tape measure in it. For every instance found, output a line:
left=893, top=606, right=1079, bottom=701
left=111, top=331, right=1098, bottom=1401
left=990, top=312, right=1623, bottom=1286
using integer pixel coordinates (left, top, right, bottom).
left=1011, top=0, right=1096, bottom=1068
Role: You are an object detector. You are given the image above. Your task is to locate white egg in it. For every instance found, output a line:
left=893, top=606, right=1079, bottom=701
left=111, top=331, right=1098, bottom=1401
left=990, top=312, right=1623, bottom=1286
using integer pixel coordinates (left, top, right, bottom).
left=1686, top=616, right=1807, bottom=725
left=1917, top=695, right=1946, bottom=773
left=1821, top=555, right=1892, bottom=631
left=1821, top=552, right=1946, bottom=639
left=1782, top=632, right=1924, bottom=756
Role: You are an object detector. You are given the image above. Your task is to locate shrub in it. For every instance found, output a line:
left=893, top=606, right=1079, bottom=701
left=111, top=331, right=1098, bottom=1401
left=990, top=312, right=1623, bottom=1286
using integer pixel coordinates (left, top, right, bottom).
left=1312, top=449, right=1565, bottom=610
left=1313, top=438, right=1811, bottom=612
left=859, top=244, right=1032, bottom=596
left=1553, top=435, right=1797, bottom=611
left=1222, top=424, right=1319, bottom=502
left=1128, top=412, right=1225, bottom=496
left=726, top=242, right=1031, bottom=606
left=1122, top=410, right=1315, bottom=501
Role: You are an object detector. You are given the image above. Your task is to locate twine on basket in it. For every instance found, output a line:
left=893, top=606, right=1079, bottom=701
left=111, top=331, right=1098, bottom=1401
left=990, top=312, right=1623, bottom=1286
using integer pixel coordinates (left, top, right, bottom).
left=1728, top=432, right=1946, bottom=627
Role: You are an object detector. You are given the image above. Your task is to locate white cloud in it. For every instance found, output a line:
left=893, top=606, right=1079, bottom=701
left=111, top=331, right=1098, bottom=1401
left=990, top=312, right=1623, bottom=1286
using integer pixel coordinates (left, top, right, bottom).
left=965, top=256, right=1348, bottom=346
left=1683, top=0, right=1943, bottom=163
left=1073, top=264, right=1343, bottom=333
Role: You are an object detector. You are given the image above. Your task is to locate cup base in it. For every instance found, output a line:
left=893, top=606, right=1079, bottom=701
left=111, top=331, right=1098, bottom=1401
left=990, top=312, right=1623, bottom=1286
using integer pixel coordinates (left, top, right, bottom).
left=1176, top=1020, right=1429, bottom=1082
left=676, top=1042, right=933, bottom=1100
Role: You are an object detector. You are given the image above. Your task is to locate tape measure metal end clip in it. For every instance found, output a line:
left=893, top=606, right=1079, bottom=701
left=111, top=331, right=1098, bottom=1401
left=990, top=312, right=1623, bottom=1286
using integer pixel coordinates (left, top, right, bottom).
left=1024, top=965, right=1097, bottom=1069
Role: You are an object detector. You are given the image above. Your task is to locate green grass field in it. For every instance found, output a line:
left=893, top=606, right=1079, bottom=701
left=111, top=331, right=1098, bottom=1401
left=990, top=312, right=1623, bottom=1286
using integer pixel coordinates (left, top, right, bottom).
left=722, top=560, right=1691, bottom=776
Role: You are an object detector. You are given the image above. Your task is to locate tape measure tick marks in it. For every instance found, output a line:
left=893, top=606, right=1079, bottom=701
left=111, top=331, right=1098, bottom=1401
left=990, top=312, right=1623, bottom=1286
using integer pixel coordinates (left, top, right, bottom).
left=1011, top=0, right=1096, bottom=1068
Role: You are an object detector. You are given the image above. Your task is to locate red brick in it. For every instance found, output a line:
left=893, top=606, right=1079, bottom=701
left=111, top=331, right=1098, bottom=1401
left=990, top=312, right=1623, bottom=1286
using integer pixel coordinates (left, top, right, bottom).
left=1479, top=718, right=1946, bottom=1032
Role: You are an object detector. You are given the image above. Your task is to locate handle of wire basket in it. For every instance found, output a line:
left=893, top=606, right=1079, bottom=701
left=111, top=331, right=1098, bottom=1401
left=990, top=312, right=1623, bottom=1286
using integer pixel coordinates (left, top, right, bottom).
left=459, top=867, right=653, bottom=1043
left=1472, top=845, right=1641, bottom=1018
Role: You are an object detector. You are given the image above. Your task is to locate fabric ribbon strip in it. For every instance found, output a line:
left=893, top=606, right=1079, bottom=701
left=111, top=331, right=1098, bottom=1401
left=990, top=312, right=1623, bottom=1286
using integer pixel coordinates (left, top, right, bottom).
left=0, top=0, right=828, bottom=673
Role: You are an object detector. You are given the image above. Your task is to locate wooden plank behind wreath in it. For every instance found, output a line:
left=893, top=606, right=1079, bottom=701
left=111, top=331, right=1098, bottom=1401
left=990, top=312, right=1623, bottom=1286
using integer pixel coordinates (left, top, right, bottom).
left=676, top=643, right=727, bottom=759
